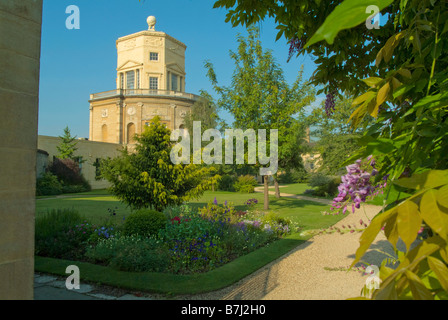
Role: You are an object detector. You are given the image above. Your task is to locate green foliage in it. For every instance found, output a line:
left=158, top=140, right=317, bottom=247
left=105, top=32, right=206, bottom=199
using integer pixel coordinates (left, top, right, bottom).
left=122, top=209, right=167, bottom=237
left=204, top=26, right=315, bottom=207
left=218, top=174, right=237, bottom=191
left=213, top=0, right=396, bottom=97
left=35, top=209, right=92, bottom=259
left=304, top=0, right=394, bottom=48
left=57, top=126, right=79, bottom=160
left=307, top=95, right=369, bottom=175
left=291, top=167, right=310, bottom=183
left=101, top=116, right=220, bottom=211
left=300, top=0, right=448, bottom=300
left=86, top=235, right=170, bottom=273
left=233, top=174, right=258, bottom=193
left=36, top=172, right=63, bottom=196
left=183, top=90, right=223, bottom=135
left=308, top=173, right=340, bottom=197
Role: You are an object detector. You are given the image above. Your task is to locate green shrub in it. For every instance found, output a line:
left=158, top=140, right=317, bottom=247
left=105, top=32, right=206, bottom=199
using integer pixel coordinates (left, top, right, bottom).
left=234, top=175, right=257, bottom=193
left=35, top=209, right=94, bottom=259
left=122, top=209, right=167, bottom=237
left=308, top=173, right=340, bottom=197
left=218, top=174, right=237, bottom=191
left=61, top=181, right=91, bottom=194
left=291, top=167, right=310, bottom=183
left=35, top=208, right=84, bottom=240
left=36, top=172, right=63, bottom=196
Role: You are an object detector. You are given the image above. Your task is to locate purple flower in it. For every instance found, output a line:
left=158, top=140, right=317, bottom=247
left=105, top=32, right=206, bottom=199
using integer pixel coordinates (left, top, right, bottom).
left=213, top=197, right=218, bottom=205
left=325, top=91, right=336, bottom=117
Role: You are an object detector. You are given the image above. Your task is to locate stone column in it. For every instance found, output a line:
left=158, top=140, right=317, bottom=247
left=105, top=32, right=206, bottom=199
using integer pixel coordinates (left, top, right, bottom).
left=0, top=0, right=43, bottom=300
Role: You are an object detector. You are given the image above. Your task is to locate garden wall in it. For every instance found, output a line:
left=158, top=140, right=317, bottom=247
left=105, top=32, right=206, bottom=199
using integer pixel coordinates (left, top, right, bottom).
left=37, top=135, right=123, bottom=189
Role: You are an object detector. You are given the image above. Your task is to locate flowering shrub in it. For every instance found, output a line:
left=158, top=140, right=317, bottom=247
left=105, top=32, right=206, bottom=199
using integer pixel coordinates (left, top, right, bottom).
left=245, top=198, right=259, bottom=208
left=159, top=211, right=228, bottom=273
left=329, top=156, right=387, bottom=214
left=85, top=234, right=170, bottom=272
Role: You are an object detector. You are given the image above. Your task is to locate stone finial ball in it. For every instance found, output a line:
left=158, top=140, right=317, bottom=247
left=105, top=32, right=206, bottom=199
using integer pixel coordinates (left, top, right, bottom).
left=147, top=16, right=156, bottom=29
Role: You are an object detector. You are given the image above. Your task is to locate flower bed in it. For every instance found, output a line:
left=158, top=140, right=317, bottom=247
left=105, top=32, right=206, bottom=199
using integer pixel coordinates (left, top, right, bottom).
left=35, top=200, right=296, bottom=275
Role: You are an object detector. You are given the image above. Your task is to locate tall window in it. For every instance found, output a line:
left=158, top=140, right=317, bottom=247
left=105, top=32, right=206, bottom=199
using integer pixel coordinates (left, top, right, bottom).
left=171, top=74, right=178, bottom=91
left=149, top=77, right=158, bottom=90
left=150, top=52, right=159, bottom=61
left=126, top=71, right=135, bottom=89
left=120, top=73, right=124, bottom=89
left=136, top=69, right=140, bottom=89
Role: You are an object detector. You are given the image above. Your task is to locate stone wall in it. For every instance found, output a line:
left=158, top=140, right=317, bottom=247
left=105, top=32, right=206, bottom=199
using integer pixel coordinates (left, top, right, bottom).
left=37, top=136, right=123, bottom=190
left=0, top=0, right=43, bottom=300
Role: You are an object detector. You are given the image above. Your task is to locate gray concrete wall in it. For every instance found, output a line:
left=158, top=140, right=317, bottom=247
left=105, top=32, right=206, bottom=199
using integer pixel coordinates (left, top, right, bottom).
left=0, top=0, right=43, bottom=300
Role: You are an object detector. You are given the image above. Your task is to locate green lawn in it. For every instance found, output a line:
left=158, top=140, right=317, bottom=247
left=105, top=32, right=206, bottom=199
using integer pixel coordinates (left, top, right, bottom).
left=36, top=188, right=341, bottom=231
left=35, top=187, right=346, bottom=295
left=268, top=182, right=312, bottom=196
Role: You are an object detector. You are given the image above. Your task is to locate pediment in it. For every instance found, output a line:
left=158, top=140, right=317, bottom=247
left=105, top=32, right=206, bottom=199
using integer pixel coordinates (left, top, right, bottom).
left=166, top=63, right=185, bottom=75
left=117, top=60, right=143, bottom=71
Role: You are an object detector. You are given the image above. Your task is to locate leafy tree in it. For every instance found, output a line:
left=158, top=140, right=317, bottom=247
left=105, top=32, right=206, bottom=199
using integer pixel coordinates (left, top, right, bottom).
left=183, top=90, right=223, bottom=135
left=205, top=26, right=315, bottom=207
left=57, top=126, right=78, bottom=160
left=101, top=116, right=220, bottom=211
left=306, top=94, right=370, bottom=175
left=212, top=0, right=396, bottom=100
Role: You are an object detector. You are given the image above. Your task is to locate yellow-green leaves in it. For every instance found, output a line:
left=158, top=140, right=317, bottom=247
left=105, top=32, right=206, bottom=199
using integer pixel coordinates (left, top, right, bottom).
left=351, top=207, right=397, bottom=268
left=397, top=201, right=422, bottom=251
left=437, top=185, right=448, bottom=208
left=376, top=32, right=406, bottom=66
left=394, top=169, right=448, bottom=190
left=405, top=270, right=434, bottom=300
left=420, top=189, right=448, bottom=241
left=362, top=77, right=383, bottom=88
left=427, top=256, right=448, bottom=292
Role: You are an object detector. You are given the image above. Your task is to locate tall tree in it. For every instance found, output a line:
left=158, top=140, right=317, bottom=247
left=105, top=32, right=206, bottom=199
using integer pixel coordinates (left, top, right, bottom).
left=205, top=26, right=315, bottom=207
left=306, top=94, right=371, bottom=175
left=57, top=126, right=78, bottom=160
left=101, top=116, right=220, bottom=211
left=183, top=90, right=222, bottom=135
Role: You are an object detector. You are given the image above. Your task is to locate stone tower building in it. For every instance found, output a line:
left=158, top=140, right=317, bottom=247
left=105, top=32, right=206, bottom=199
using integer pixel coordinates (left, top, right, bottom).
left=89, top=16, right=200, bottom=144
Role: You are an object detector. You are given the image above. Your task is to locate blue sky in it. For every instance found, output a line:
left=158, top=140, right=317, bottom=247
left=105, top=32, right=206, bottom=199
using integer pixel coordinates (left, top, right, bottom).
left=38, top=0, right=321, bottom=138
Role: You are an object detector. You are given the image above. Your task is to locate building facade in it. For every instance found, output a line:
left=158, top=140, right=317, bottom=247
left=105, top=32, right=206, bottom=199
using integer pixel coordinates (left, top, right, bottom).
left=89, top=16, right=200, bottom=144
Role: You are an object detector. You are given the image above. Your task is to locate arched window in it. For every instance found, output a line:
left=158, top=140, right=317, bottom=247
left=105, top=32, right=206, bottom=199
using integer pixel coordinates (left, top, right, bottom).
left=127, top=123, right=136, bottom=144
left=101, top=124, right=108, bottom=142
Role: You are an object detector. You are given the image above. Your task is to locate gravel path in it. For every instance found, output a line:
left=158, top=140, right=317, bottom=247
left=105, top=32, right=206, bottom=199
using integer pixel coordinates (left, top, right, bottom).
left=179, top=188, right=394, bottom=300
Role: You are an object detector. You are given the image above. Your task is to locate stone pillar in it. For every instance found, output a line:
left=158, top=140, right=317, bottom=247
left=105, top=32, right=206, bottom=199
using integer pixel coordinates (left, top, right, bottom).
left=0, top=0, right=43, bottom=300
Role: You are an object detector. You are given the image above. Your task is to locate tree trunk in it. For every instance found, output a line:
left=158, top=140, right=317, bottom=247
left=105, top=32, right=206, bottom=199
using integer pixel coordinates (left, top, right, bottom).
left=274, top=175, right=281, bottom=198
left=264, top=175, right=269, bottom=210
